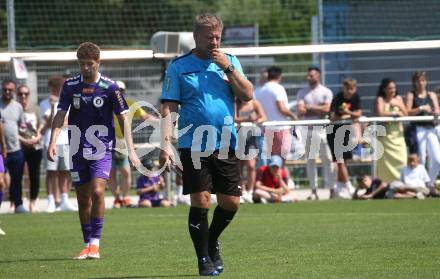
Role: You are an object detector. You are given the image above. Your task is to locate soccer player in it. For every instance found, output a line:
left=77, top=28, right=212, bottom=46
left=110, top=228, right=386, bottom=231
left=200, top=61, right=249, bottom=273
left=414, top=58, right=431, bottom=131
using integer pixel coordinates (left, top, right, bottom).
left=159, top=14, right=253, bottom=276
left=47, top=42, right=140, bottom=260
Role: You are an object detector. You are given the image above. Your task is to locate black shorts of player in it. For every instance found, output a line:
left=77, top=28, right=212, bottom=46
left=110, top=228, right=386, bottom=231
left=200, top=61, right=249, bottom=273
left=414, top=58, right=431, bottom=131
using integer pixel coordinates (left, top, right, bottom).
left=179, top=148, right=242, bottom=196
left=327, top=124, right=354, bottom=162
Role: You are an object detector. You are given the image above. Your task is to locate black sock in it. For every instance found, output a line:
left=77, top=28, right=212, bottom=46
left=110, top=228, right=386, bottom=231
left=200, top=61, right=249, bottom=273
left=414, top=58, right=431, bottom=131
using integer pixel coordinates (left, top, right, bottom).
left=208, top=206, right=237, bottom=249
left=188, top=207, right=209, bottom=260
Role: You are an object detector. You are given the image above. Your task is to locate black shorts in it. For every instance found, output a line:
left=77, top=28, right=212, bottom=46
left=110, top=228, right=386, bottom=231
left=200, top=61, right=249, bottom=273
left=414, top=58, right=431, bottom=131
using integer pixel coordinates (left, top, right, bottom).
left=327, top=124, right=354, bottom=162
left=179, top=148, right=241, bottom=196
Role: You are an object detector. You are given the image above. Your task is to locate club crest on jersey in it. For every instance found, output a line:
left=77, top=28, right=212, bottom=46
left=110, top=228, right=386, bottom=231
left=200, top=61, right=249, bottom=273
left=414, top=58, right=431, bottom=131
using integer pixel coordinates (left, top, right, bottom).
left=73, top=94, right=81, bottom=109
left=82, top=87, right=94, bottom=94
left=93, top=96, right=104, bottom=108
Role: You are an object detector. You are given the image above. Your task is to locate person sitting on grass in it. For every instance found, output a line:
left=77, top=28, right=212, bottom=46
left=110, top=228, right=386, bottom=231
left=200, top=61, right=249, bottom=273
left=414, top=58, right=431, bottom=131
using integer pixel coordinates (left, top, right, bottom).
left=254, top=155, right=297, bottom=203
left=136, top=160, right=172, bottom=208
left=386, top=153, right=430, bottom=199
left=354, top=174, right=389, bottom=200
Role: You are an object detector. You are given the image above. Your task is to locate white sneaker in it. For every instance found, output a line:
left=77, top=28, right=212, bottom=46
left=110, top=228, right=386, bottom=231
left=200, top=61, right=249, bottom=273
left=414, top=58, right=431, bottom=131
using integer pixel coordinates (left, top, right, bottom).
left=46, top=202, right=56, bottom=213
left=416, top=192, right=426, bottom=200
left=0, top=227, right=5, bottom=235
left=243, top=192, right=254, bottom=203
left=59, top=200, right=78, bottom=211
left=15, top=205, right=28, bottom=214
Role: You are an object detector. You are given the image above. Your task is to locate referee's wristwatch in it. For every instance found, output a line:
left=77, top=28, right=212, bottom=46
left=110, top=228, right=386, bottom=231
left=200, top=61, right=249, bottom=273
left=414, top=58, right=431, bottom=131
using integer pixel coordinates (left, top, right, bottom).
left=224, top=64, right=235, bottom=74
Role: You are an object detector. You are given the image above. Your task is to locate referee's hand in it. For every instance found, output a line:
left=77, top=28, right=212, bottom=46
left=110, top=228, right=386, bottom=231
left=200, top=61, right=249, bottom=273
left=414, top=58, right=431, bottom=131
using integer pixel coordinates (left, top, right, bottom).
left=210, top=48, right=229, bottom=70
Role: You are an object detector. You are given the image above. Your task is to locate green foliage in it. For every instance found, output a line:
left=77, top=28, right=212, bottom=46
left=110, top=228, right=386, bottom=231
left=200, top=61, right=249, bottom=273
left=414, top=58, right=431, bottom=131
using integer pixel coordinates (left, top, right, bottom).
left=0, top=0, right=315, bottom=50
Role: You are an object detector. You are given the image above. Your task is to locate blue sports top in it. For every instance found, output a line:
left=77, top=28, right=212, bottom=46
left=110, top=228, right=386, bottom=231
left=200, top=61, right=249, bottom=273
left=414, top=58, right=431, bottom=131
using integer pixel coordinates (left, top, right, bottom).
left=160, top=51, right=246, bottom=151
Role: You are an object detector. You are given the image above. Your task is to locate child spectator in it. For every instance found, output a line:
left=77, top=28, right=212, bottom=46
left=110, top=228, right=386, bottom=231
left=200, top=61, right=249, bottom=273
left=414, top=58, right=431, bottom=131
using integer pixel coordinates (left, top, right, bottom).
left=327, top=78, right=361, bottom=197
left=354, top=174, right=389, bottom=199
left=254, top=155, right=297, bottom=203
left=136, top=160, right=172, bottom=208
left=387, top=153, right=430, bottom=199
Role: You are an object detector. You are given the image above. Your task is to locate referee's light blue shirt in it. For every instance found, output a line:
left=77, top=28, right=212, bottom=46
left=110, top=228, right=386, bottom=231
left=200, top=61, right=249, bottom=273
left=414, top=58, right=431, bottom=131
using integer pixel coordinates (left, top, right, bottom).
left=161, top=51, right=246, bottom=151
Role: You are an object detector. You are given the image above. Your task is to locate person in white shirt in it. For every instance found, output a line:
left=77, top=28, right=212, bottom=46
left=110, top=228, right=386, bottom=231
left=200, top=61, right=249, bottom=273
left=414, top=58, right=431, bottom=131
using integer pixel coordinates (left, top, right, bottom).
left=40, top=75, right=77, bottom=212
left=256, top=66, right=297, bottom=160
left=296, top=66, right=336, bottom=200
left=387, top=153, right=430, bottom=199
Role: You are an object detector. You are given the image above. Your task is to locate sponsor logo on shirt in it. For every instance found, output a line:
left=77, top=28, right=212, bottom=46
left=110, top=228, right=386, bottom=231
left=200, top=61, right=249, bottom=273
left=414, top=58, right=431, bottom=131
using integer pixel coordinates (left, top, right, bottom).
left=82, top=87, right=94, bottom=94
left=98, top=80, right=109, bottom=89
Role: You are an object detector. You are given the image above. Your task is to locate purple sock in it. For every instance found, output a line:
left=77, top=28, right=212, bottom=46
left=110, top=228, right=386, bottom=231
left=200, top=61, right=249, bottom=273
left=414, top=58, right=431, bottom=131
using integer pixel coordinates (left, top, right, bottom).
left=0, top=191, right=3, bottom=207
left=81, top=223, right=92, bottom=244
left=91, top=217, right=104, bottom=240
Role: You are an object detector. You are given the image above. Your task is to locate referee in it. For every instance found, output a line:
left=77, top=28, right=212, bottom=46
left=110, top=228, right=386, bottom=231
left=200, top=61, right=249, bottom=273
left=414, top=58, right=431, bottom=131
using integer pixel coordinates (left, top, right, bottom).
left=159, top=14, right=253, bottom=276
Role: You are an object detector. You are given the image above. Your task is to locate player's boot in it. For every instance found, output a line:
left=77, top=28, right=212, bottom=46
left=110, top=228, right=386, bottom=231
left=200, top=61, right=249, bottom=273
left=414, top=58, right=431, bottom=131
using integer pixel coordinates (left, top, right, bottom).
left=198, top=256, right=219, bottom=276
left=209, top=241, right=224, bottom=273
left=87, top=244, right=100, bottom=259
left=73, top=247, right=89, bottom=260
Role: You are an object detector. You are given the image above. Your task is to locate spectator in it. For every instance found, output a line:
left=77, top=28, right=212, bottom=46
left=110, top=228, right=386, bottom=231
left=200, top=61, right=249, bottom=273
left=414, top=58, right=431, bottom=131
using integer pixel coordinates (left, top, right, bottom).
left=405, top=71, right=440, bottom=196
left=375, top=78, right=407, bottom=183
left=296, top=66, right=336, bottom=200
left=256, top=66, right=297, bottom=159
left=0, top=79, right=26, bottom=213
left=253, top=68, right=268, bottom=98
left=235, top=98, right=267, bottom=203
left=327, top=78, right=361, bottom=197
left=254, top=155, right=297, bottom=203
left=136, top=160, right=171, bottom=208
left=17, top=85, right=44, bottom=213
left=354, top=174, right=389, bottom=200
left=253, top=68, right=269, bottom=168
left=386, top=153, right=430, bottom=199
left=110, top=80, right=157, bottom=208
left=40, top=75, right=76, bottom=212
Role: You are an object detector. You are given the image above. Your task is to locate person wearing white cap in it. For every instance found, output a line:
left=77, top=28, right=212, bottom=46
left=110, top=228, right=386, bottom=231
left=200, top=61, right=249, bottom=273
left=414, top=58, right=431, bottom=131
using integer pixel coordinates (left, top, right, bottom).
left=110, top=80, right=157, bottom=208
left=254, top=155, right=297, bottom=203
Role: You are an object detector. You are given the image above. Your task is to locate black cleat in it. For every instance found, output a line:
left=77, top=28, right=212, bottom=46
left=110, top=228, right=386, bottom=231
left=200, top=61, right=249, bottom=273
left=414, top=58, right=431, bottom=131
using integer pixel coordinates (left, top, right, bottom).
left=209, top=241, right=224, bottom=273
left=198, top=257, right=219, bottom=276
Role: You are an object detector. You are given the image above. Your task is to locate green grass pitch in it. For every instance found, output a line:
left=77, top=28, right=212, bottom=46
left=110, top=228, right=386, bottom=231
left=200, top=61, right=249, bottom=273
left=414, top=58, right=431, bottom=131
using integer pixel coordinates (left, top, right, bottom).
left=0, top=199, right=439, bottom=278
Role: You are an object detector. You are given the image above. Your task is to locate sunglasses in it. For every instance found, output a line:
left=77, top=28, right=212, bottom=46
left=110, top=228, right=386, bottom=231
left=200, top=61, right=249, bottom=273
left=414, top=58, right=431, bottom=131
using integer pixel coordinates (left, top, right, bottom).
left=18, top=92, right=30, bottom=97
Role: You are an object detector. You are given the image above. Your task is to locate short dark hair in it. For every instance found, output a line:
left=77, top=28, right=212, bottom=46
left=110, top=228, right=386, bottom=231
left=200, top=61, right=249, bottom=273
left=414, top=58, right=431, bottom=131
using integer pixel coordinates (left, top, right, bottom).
left=2, top=78, right=16, bottom=87
left=308, top=66, right=321, bottom=74
left=356, top=173, right=369, bottom=185
left=76, top=42, right=100, bottom=61
left=267, top=66, right=282, bottom=81
left=48, top=75, right=64, bottom=91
